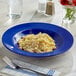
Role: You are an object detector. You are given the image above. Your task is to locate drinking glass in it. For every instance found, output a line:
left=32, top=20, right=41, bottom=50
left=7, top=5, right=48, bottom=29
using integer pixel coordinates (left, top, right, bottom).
left=9, top=0, right=23, bottom=19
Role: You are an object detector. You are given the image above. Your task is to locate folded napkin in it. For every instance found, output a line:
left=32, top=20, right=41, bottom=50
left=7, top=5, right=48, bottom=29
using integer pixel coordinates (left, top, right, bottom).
left=12, top=59, right=61, bottom=76
left=1, top=56, right=61, bottom=76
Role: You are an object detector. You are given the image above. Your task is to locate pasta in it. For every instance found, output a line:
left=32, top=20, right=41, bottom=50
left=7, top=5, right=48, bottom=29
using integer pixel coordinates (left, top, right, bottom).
left=18, top=32, right=56, bottom=53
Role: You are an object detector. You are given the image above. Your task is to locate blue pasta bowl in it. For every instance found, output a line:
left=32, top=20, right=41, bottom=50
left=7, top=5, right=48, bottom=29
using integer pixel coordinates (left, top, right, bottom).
left=2, top=22, right=74, bottom=57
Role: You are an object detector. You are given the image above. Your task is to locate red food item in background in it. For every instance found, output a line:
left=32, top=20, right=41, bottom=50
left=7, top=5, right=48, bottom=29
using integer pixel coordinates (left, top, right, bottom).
left=72, top=0, right=76, bottom=6
left=60, top=0, right=69, bottom=5
left=60, top=0, right=76, bottom=6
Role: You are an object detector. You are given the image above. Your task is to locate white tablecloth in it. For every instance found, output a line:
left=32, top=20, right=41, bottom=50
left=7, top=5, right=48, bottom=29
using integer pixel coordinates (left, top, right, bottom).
left=0, top=0, right=76, bottom=76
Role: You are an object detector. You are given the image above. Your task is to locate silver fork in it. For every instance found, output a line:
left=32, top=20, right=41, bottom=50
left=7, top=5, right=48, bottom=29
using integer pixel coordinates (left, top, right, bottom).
left=2, top=56, right=47, bottom=76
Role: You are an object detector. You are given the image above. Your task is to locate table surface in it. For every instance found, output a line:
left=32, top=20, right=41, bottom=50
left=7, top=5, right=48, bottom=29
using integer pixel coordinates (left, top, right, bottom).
left=0, top=0, right=76, bottom=76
